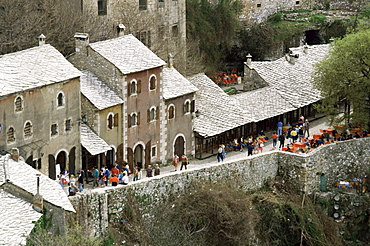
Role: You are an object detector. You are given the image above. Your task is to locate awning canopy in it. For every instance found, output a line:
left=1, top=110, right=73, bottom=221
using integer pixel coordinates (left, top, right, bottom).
left=80, top=123, right=111, bottom=155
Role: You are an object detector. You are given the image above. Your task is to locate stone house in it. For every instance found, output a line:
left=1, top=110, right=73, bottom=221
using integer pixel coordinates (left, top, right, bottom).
left=68, top=30, right=196, bottom=170
left=0, top=36, right=82, bottom=179
left=79, top=0, right=187, bottom=74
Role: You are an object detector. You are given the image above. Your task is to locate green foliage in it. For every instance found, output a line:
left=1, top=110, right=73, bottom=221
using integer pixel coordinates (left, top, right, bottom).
left=310, top=14, right=327, bottom=24
left=360, top=8, right=370, bottom=18
left=313, top=27, right=370, bottom=129
left=27, top=222, right=103, bottom=246
left=269, top=13, right=283, bottom=23
left=186, top=0, right=242, bottom=74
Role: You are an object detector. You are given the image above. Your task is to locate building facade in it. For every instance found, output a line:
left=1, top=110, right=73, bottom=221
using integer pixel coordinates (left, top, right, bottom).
left=0, top=38, right=82, bottom=179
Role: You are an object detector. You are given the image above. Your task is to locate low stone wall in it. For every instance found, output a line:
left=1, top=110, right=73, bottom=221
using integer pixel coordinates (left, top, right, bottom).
left=67, top=137, right=370, bottom=236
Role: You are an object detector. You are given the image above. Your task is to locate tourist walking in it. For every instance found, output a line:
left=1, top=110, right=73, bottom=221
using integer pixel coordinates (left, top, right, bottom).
left=180, top=154, right=188, bottom=170
left=146, top=165, right=153, bottom=178
left=92, top=167, right=99, bottom=188
left=303, top=119, right=310, bottom=137
left=217, top=145, right=224, bottom=162
left=247, top=143, right=254, bottom=156
left=278, top=134, right=285, bottom=149
left=277, top=121, right=283, bottom=136
left=272, top=132, right=278, bottom=148
left=154, top=164, right=161, bottom=176
left=172, top=154, right=179, bottom=171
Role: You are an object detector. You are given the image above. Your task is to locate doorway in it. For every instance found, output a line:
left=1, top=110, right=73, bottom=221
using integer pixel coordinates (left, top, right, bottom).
left=174, top=136, right=185, bottom=157
left=134, top=144, right=144, bottom=169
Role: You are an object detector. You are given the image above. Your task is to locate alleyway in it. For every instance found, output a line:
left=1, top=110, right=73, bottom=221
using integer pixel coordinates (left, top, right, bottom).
left=77, top=116, right=330, bottom=193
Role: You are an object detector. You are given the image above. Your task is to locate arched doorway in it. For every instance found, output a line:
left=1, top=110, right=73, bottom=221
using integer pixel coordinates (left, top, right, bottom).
left=174, top=135, right=185, bottom=157
left=48, top=154, right=56, bottom=180
left=134, top=144, right=144, bottom=170
left=56, top=151, right=67, bottom=173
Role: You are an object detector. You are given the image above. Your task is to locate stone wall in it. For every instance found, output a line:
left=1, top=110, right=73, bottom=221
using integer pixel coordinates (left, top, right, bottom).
left=67, top=137, right=370, bottom=236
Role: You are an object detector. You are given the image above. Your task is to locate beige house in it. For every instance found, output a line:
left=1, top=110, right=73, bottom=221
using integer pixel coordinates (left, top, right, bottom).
left=0, top=36, right=82, bottom=179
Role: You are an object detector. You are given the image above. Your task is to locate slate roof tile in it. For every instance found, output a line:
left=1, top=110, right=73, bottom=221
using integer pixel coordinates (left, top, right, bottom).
left=80, top=123, right=112, bottom=155
left=0, top=44, right=82, bottom=97
left=89, top=34, right=166, bottom=75
left=80, top=71, right=123, bottom=110
left=162, top=67, right=198, bottom=100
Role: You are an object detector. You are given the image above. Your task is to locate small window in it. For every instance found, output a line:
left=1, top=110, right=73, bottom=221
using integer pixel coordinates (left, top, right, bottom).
left=131, top=113, right=137, bottom=126
left=150, top=107, right=156, bottom=121
left=139, top=0, right=147, bottom=10
left=98, top=0, right=107, bottom=15
left=24, top=121, right=33, bottom=138
left=65, top=119, right=72, bottom=131
left=149, top=76, right=156, bottom=90
left=114, top=113, right=119, bottom=127
left=57, top=92, right=64, bottom=107
left=151, top=146, right=157, bottom=157
left=296, top=1, right=300, bottom=4
left=7, top=127, right=15, bottom=143
left=184, top=100, right=190, bottom=114
left=172, top=25, right=178, bottom=37
left=168, top=105, right=175, bottom=119
left=51, top=123, right=58, bottom=136
left=15, top=96, right=23, bottom=112
left=257, top=3, right=261, bottom=7
left=108, top=114, right=113, bottom=129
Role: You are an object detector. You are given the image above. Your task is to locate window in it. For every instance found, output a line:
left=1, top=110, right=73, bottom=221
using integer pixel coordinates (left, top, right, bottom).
left=51, top=123, right=58, bottom=136
left=65, top=119, right=72, bottom=131
left=128, top=79, right=141, bottom=96
left=128, top=112, right=140, bottom=127
left=15, top=96, right=23, bottom=112
left=108, top=114, right=113, bottom=129
left=98, top=0, right=107, bottom=15
left=151, top=146, right=157, bottom=157
left=114, top=113, right=119, bottom=127
left=57, top=92, right=64, bottom=108
left=183, top=100, right=190, bottom=114
left=139, top=0, right=147, bottom=10
left=168, top=105, right=175, bottom=119
left=172, top=25, right=178, bottom=37
left=296, top=1, right=300, bottom=4
left=148, top=107, right=157, bottom=122
left=257, top=3, right=261, bottom=7
left=24, top=121, right=33, bottom=138
left=7, top=127, right=15, bottom=143
left=149, top=76, right=156, bottom=90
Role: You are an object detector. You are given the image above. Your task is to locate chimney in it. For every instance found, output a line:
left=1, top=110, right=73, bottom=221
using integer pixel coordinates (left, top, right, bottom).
left=289, top=53, right=299, bottom=65
left=303, top=43, right=308, bottom=54
left=117, top=24, right=126, bottom=37
left=168, top=53, right=174, bottom=68
left=74, top=33, right=89, bottom=54
left=38, top=34, right=46, bottom=46
left=246, top=53, right=252, bottom=66
left=32, top=173, right=43, bottom=213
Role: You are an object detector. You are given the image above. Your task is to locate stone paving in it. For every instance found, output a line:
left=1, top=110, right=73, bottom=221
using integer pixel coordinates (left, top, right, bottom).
left=76, top=116, right=330, bottom=194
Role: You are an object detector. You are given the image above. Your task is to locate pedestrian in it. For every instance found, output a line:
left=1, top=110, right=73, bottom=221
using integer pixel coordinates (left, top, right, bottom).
left=303, top=119, right=310, bottom=138
left=257, top=139, right=264, bottom=154
left=109, top=174, right=119, bottom=186
left=272, top=132, right=278, bottom=148
left=154, top=164, right=160, bottom=176
left=247, top=143, right=254, bottom=156
left=68, top=182, right=77, bottom=196
left=277, top=121, right=283, bottom=136
left=111, top=165, right=120, bottom=177
left=92, top=167, right=99, bottom=188
left=77, top=171, right=84, bottom=192
left=133, top=165, right=140, bottom=181
left=278, top=134, right=285, bottom=149
left=172, top=154, right=179, bottom=171
left=104, top=167, right=110, bottom=186
left=180, top=154, right=188, bottom=170
left=146, top=165, right=153, bottom=178
left=217, top=145, right=224, bottom=162
left=221, top=144, right=226, bottom=160
left=122, top=172, right=129, bottom=185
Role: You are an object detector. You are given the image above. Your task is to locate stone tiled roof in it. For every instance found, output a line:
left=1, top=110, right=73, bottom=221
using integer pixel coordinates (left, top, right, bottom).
left=231, top=86, right=296, bottom=122
left=80, top=123, right=111, bottom=155
left=89, top=34, right=166, bottom=75
left=162, top=67, right=198, bottom=100
left=0, top=154, right=75, bottom=212
left=0, top=44, right=82, bottom=98
left=247, top=44, right=330, bottom=108
left=188, top=74, right=255, bottom=138
left=80, top=71, right=123, bottom=110
left=0, top=190, right=42, bottom=246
